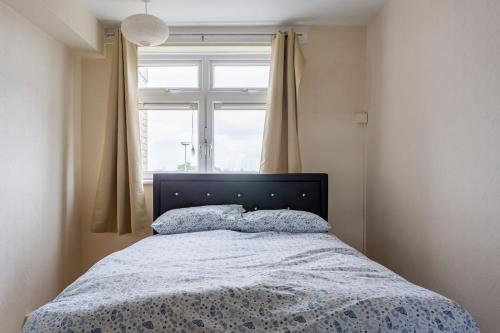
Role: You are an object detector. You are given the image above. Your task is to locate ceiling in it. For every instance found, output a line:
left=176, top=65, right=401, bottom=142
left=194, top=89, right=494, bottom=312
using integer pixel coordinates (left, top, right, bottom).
left=83, top=0, right=386, bottom=28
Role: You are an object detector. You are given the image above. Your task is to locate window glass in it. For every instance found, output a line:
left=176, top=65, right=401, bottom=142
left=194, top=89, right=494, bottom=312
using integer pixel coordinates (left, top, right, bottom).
left=212, top=65, right=270, bottom=89
left=138, top=65, right=199, bottom=88
left=213, top=108, right=265, bottom=172
left=140, top=109, right=198, bottom=172
left=138, top=46, right=271, bottom=176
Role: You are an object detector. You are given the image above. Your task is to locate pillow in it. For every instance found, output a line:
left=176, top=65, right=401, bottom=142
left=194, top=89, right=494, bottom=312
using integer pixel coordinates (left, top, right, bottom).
left=236, top=209, right=331, bottom=233
left=152, top=204, right=245, bottom=235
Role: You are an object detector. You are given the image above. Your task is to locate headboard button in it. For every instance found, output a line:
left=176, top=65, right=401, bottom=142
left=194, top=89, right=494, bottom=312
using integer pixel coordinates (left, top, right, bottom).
left=270, top=193, right=275, bottom=197
left=237, top=193, right=241, bottom=197
left=206, top=193, right=211, bottom=197
left=174, top=192, right=179, bottom=196
left=302, top=193, right=307, bottom=197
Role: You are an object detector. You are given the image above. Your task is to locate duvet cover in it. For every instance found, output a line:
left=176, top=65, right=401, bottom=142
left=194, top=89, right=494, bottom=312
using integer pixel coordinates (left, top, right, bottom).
left=23, top=230, right=478, bottom=332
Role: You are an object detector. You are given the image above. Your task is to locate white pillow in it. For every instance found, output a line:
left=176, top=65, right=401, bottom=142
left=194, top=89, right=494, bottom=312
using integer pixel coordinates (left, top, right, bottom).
left=152, top=205, right=244, bottom=235
left=236, top=209, right=331, bottom=233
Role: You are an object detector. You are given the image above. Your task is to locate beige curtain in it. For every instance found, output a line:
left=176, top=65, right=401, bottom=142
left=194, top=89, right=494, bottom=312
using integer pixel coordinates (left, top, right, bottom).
left=91, top=30, right=148, bottom=235
left=260, top=29, right=305, bottom=173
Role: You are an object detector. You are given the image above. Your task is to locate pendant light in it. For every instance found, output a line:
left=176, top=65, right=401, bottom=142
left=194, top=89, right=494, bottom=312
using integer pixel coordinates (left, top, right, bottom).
left=121, top=0, right=169, bottom=47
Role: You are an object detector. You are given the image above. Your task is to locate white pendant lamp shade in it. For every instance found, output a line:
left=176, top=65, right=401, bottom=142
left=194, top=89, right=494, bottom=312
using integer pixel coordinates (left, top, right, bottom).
left=121, top=1, right=169, bottom=47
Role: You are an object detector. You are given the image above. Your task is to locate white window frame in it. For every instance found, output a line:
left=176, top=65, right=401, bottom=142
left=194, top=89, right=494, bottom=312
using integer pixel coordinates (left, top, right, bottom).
left=138, top=50, right=270, bottom=180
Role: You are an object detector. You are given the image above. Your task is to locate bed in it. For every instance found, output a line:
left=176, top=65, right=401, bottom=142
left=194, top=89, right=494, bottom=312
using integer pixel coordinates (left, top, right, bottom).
left=23, top=173, right=478, bottom=332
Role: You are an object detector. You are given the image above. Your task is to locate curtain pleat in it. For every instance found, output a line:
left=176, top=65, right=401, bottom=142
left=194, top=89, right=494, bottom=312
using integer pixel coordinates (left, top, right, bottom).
left=260, top=28, right=305, bottom=173
left=91, top=29, right=148, bottom=235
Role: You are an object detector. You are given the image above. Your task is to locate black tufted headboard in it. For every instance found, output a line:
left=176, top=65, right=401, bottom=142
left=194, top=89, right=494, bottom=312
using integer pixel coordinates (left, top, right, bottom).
left=152, top=173, right=328, bottom=233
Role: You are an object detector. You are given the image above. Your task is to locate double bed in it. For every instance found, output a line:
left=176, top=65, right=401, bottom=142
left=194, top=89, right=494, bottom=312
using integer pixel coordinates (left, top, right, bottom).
left=23, top=174, right=478, bottom=332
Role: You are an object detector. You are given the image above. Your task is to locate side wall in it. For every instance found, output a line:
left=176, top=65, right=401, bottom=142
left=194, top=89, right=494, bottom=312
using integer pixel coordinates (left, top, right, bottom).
left=0, top=2, right=82, bottom=332
left=80, top=27, right=368, bottom=270
left=299, top=27, right=367, bottom=251
left=366, top=1, right=500, bottom=331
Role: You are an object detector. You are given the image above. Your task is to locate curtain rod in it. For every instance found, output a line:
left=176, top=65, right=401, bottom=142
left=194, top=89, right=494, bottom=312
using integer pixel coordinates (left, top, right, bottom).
left=169, top=33, right=303, bottom=37
left=104, top=30, right=304, bottom=44
left=104, top=30, right=303, bottom=40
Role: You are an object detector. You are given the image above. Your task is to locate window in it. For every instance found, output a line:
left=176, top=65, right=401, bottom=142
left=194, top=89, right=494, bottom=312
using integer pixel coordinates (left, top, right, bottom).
left=140, top=104, right=199, bottom=172
left=138, top=46, right=270, bottom=179
left=212, top=63, right=270, bottom=89
left=213, top=103, right=266, bottom=172
left=139, top=64, right=199, bottom=89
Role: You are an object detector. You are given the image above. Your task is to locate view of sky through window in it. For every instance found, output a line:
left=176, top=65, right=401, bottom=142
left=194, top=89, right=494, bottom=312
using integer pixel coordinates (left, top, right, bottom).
left=142, top=109, right=198, bottom=172
left=139, top=66, right=199, bottom=88
left=214, top=109, right=266, bottom=172
left=213, top=65, right=269, bottom=89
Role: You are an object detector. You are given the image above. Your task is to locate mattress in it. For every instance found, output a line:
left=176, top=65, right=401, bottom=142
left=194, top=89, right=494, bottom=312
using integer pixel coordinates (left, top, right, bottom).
left=23, top=230, right=478, bottom=332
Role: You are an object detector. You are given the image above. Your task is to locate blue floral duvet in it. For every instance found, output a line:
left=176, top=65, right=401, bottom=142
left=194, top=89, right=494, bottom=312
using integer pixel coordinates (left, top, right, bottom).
left=23, top=230, right=478, bottom=332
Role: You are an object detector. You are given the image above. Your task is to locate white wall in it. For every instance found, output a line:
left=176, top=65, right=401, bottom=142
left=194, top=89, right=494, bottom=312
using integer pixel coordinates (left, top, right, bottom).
left=80, top=27, right=368, bottom=270
left=0, top=2, right=81, bottom=332
left=299, top=27, right=367, bottom=251
left=366, top=1, right=500, bottom=331
left=2, top=0, right=103, bottom=53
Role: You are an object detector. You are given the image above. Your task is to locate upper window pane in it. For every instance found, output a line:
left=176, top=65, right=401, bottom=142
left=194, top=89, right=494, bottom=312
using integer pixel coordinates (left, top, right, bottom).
left=212, top=65, right=270, bottom=89
left=139, top=65, right=199, bottom=88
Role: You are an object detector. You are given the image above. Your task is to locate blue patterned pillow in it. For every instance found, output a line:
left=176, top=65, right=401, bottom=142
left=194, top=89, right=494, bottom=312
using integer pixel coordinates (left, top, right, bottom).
left=236, top=209, right=331, bottom=233
left=152, top=205, right=245, bottom=235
